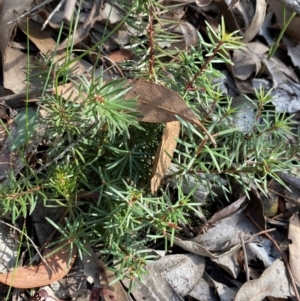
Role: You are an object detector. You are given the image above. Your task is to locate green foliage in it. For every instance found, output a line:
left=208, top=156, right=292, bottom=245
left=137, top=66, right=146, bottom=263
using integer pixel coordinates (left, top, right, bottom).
left=1, top=0, right=298, bottom=284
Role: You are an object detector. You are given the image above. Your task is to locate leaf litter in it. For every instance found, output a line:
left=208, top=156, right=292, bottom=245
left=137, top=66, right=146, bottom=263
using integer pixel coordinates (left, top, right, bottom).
left=0, top=0, right=300, bottom=300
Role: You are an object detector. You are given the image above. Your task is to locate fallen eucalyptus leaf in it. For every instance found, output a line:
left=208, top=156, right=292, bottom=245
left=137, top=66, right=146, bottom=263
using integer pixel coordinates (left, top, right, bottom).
left=3, top=47, right=28, bottom=93
left=124, top=79, right=216, bottom=146
left=0, top=0, right=34, bottom=65
left=18, top=19, right=56, bottom=54
left=230, top=95, right=257, bottom=134
left=0, top=243, right=77, bottom=288
left=210, top=278, right=237, bottom=301
left=123, top=254, right=204, bottom=300
left=234, top=259, right=294, bottom=300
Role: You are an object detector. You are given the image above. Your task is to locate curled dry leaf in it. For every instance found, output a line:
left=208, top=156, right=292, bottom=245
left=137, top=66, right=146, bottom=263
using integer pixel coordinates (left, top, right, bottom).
left=241, top=0, right=266, bottom=42
left=212, top=0, right=266, bottom=43
left=0, top=243, right=77, bottom=288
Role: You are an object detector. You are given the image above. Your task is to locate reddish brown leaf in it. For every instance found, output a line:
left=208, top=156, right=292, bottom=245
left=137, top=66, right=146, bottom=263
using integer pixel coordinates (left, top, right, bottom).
left=124, top=79, right=199, bottom=124
left=0, top=243, right=77, bottom=288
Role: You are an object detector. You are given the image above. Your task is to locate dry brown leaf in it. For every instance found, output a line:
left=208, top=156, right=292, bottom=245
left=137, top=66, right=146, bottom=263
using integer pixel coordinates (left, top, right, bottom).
left=170, top=234, right=242, bottom=259
left=210, top=277, right=237, bottom=300
left=122, top=254, right=205, bottom=301
left=234, top=259, right=294, bottom=300
left=124, top=79, right=216, bottom=146
left=125, top=79, right=197, bottom=124
left=205, top=195, right=247, bottom=227
left=107, top=49, right=133, bottom=64
left=58, top=0, right=103, bottom=49
left=3, top=47, right=28, bottom=93
left=149, top=254, right=205, bottom=297
left=192, top=207, right=258, bottom=252
left=0, top=243, right=77, bottom=288
left=0, top=0, right=34, bottom=63
left=232, top=42, right=269, bottom=80
left=288, top=214, right=300, bottom=285
left=18, top=19, right=57, bottom=54
left=0, top=1, right=37, bottom=93
left=151, top=121, right=180, bottom=193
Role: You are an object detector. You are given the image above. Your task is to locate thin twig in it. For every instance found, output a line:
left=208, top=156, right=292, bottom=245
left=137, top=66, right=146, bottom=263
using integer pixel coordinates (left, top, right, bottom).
left=250, top=228, right=276, bottom=238
left=42, top=0, right=66, bottom=31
